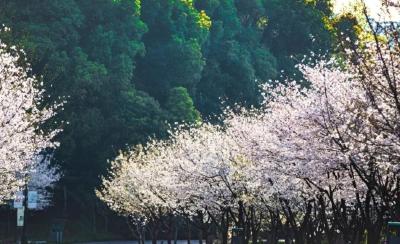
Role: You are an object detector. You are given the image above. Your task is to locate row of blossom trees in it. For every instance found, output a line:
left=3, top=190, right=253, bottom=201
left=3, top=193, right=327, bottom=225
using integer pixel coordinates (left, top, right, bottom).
left=98, top=13, right=400, bottom=244
left=0, top=28, right=61, bottom=208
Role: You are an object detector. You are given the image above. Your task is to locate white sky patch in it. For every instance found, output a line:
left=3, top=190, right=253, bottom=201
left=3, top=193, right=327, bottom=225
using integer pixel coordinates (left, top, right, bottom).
left=334, top=0, right=400, bottom=21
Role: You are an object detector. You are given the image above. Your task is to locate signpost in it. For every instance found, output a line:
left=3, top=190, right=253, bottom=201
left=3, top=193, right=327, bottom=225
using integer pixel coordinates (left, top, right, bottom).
left=15, top=190, right=26, bottom=244
left=27, top=191, right=38, bottom=209
left=15, top=189, right=39, bottom=243
left=17, top=207, right=25, bottom=227
left=51, top=219, right=66, bottom=244
left=13, top=191, right=24, bottom=209
left=387, top=222, right=400, bottom=244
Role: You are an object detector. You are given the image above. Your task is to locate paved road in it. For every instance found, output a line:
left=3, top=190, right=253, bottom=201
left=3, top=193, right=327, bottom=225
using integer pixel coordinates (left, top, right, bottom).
left=78, top=240, right=204, bottom=244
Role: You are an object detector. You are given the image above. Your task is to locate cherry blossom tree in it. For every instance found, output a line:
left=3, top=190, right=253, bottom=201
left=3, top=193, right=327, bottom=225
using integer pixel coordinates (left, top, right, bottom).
left=225, top=64, right=369, bottom=243
left=0, top=31, right=61, bottom=206
left=98, top=124, right=246, bottom=243
left=99, top=53, right=400, bottom=243
left=99, top=7, right=400, bottom=242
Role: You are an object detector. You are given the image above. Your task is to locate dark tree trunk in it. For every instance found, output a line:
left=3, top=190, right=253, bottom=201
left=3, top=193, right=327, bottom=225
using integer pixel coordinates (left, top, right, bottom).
left=222, top=211, right=229, bottom=244
left=187, top=218, right=192, bottom=244
left=151, top=223, right=159, bottom=244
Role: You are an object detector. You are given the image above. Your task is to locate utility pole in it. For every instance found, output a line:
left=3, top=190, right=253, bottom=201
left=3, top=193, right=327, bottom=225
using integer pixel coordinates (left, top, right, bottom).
left=15, top=183, right=38, bottom=244
left=21, top=185, right=28, bottom=244
left=14, top=170, right=28, bottom=244
left=15, top=189, right=25, bottom=244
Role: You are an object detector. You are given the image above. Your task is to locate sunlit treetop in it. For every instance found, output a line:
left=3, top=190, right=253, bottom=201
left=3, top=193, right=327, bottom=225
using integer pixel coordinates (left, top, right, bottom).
left=181, top=0, right=212, bottom=30
left=334, top=0, right=400, bottom=21
left=198, top=10, right=212, bottom=29
left=113, top=0, right=142, bottom=15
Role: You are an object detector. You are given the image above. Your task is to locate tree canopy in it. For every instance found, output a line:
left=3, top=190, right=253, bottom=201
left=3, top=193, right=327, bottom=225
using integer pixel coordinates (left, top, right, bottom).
left=0, top=0, right=347, bottom=239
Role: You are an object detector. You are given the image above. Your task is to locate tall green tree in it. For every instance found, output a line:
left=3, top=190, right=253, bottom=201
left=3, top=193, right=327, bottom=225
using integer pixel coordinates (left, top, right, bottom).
left=166, top=86, right=201, bottom=124
left=262, top=0, right=333, bottom=76
left=136, top=0, right=209, bottom=102
left=0, top=0, right=163, bottom=189
left=195, top=0, right=278, bottom=115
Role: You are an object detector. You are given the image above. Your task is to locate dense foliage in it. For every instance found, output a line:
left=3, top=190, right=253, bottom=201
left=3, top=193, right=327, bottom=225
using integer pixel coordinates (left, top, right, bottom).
left=99, top=20, right=400, bottom=243
left=0, top=0, right=344, bottom=239
left=0, top=29, right=61, bottom=207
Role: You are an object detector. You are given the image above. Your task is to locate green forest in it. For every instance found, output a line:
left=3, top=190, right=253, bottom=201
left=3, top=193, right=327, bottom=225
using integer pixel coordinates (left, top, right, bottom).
left=0, top=0, right=358, bottom=241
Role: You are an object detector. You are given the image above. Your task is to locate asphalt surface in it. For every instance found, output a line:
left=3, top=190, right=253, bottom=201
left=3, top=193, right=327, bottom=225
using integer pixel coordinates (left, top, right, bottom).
left=77, top=240, right=204, bottom=244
